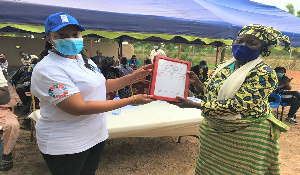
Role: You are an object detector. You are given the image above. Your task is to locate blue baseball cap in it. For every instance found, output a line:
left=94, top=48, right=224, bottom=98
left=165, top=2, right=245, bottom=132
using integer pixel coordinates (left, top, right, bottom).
left=45, top=12, right=85, bottom=35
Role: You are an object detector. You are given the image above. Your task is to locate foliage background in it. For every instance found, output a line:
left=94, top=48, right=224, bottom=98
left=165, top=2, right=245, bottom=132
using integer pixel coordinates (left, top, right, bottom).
left=131, top=42, right=299, bottom=70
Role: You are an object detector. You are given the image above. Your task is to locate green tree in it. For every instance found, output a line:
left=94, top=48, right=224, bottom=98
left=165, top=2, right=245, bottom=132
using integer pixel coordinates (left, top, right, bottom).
left=297, top=10, right=300, bottom=17
left=286, top=3, right=295, bottom=15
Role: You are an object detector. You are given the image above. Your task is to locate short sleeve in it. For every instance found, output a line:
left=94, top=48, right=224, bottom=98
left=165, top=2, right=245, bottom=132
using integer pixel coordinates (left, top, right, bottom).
left=0, top=70, right=7, bottom=87
left=31, top=66, right=80, bottom=105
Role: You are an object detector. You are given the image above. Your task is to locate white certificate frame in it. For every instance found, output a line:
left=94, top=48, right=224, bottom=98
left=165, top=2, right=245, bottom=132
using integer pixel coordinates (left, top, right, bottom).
left=149, top=56, right=191, bottom=102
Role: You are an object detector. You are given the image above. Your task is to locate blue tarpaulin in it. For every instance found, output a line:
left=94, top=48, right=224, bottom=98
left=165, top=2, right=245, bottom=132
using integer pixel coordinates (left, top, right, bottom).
left=0, top=0, right=300, bottom=48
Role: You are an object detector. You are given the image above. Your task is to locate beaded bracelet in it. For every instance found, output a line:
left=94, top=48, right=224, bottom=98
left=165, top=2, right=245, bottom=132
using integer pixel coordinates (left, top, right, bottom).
left=133, top=95, right=137, bottom=104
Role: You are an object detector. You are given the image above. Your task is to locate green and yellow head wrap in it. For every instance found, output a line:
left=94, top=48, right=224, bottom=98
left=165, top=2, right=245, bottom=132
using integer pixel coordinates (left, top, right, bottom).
left=238, top=24, right=290, bottom=57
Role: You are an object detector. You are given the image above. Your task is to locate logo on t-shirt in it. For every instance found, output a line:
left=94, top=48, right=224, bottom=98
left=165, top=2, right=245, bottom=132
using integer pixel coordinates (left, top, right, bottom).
left=48, top=84, right=68, bottom=99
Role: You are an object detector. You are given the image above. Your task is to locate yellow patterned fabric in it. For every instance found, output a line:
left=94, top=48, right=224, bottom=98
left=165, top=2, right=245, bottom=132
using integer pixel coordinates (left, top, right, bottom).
left=238, top=24, right=290, bottom=57
left=201, top=61, right=277, bottom=119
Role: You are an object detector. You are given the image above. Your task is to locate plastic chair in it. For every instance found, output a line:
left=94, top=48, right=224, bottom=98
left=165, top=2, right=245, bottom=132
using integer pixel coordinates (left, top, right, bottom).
left=130, top=79, right=150, bottom=96
left=268, top=92, right=281, bottom=120
left=26, top=93, right=40, bottom=141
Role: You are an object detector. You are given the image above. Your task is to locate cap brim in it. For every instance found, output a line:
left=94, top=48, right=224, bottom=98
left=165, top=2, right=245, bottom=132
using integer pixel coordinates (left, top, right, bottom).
left=50, top=23, right=85, bottom=33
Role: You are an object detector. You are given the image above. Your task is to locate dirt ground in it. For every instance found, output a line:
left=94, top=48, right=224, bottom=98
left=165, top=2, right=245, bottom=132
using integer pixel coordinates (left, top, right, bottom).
left=2, top=70, right=300, bottom=175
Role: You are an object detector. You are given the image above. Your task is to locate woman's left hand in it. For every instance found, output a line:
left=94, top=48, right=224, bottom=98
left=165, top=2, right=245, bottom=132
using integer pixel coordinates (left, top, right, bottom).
left=133, top=64, right=153, bottom=79
left=188, top=71, right=201, bottom=84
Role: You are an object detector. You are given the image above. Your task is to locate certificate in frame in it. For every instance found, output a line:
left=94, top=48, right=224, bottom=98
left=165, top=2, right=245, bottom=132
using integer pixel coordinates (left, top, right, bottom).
left=149, top=56, right=191, bottom=102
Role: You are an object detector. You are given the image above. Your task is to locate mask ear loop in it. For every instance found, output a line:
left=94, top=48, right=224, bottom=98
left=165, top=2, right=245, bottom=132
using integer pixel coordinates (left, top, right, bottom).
left=232, top=39, right=236, bottom=45
left=50, top=39, right=58, bottom=51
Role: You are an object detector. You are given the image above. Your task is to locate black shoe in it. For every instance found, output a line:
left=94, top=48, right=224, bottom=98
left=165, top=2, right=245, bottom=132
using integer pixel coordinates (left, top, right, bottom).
left=290, top=118, right=299, bottom=125
left=285, top=117, right=299, bottom=125
left=285, top=118, right=291, bottom=122
left=0, top=159, right=13, bottom=171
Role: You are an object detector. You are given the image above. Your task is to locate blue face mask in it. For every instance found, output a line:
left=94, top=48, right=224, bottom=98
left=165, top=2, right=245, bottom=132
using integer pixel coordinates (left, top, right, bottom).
left=201, top=65, right=207, bottom=69
left=53, top=38, right=84, bottom=56
left=232, top=45, right=261, bottom=62
left=30, top=64, right=36, bottom=68
left=276, top=73, right=284, bottom=78
left=154, top=46, right=159, bottom=49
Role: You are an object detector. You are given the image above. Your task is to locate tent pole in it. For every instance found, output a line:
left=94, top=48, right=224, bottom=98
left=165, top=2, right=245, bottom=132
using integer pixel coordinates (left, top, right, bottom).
left=220, top=45, right=227, bottom=63
left=90, top=40, right=93, bottom=58
left=215, top=46, right=220, bottom=67
left=118, top=37, right=123, bottom=58
left=178, top=44, right=181, bottom=59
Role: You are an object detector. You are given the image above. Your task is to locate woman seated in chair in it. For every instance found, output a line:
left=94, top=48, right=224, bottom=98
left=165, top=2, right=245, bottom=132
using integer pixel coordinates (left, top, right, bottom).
left=274, top=66, right=299, bottom=124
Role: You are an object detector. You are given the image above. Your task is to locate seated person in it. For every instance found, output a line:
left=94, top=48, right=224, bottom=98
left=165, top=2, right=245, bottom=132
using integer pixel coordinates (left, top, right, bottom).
left=274, top=66, right=299, bottom=124
left=116, top=57, right=134, bottom=75
left=143, top=58, right=152, bottom=81
left=99, top=56, right=131, bottom=98
left=0, top=53, right=8, bottom=79
left=143, top=58, right=152, bottom=66
left=0, top=83, right=20, bottom=171
left=128, top=55, right=140, bottom=70
left=19, top=52, right=38, bottom=66
left=191, top=60, right=208, bottom=82
left=114, top=58, right=120, bottom=67
left=190, top=60, right=208, bottom=97
left=10, top=58, right=39, bottom=114
left=0, top=70, right=10, bottom=105
left=90, top=50, right=103, bottom=67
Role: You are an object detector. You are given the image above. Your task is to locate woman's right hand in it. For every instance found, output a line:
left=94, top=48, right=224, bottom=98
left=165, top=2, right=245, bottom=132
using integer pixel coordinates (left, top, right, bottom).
left=131, top=94, right=154, bottom=105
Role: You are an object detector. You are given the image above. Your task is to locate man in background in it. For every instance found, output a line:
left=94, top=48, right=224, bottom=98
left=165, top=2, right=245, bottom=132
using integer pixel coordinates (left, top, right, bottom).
left=0, top=53, right=8, bottom=79
left=90, top=50, right=103, bottom=67
left=116, top=57, right=133, bottom=75
left=128, top=55, right=140, bottom=70
left=0, top=69, right=10, bottom=105
left=10, top=58, right=39, bottom=115
left=19, top=52, right=38, bottom=66
left=149, top=45, right=166, bottom=63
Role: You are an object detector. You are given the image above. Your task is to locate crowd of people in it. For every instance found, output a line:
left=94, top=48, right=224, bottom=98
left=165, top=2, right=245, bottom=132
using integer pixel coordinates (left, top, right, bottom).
left=0, top=11, right=298, bottom=175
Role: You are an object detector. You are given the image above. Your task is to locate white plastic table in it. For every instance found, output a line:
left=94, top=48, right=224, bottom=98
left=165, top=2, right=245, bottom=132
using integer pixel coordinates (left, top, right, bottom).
left=28, top=98, right=203, bottom=139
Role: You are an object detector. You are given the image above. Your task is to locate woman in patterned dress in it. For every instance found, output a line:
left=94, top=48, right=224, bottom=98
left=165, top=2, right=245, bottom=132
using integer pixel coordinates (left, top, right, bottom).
left=173, top=24, right=290, bottom=175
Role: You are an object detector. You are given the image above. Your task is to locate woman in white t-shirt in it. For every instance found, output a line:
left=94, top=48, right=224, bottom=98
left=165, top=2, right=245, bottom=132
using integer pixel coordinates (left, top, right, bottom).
left=31, top=12, right=153, bottom=175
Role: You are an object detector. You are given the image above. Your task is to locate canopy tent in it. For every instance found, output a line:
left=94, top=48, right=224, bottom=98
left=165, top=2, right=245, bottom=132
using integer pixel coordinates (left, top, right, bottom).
left=1, top=0, right=300, bottom=50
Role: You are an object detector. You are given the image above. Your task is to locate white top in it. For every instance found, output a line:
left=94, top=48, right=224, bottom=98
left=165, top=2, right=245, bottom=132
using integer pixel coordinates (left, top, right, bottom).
left=149, top=49, right=166, bottom=62
left=0, top=69, right=7, bottom=87
left=31, top=51, right=108, bottom=155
